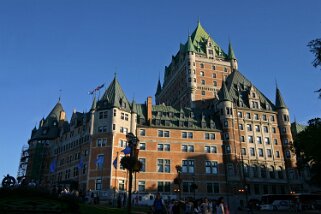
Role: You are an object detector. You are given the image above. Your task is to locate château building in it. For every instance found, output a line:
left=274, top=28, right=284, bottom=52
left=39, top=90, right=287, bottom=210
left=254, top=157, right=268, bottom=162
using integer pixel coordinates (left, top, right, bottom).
left=24, top=22, right=303, bottom=208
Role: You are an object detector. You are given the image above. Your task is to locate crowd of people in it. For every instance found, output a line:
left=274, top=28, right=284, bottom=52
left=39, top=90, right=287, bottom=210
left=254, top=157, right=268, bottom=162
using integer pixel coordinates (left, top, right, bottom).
left=152, top=193, right=229, bottom=214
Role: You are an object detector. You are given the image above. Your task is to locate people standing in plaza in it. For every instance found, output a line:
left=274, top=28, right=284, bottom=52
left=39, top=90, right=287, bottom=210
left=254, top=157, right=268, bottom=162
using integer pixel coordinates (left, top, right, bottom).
left=153, top=193, right=166, bottom=214
left=216, top=197, right=225, bottom=214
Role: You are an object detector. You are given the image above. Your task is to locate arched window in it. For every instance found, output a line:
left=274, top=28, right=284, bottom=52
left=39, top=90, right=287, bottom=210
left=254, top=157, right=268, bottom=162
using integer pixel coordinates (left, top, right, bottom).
left=261, top=166, right=266, bottom=178
left=269, top=166, right=275, bottom=179
left=278, top=166, right=284, bottom=179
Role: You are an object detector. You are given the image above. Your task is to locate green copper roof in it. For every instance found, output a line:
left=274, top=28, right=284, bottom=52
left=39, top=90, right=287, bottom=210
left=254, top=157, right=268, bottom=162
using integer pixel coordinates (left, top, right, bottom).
left=189, top=21, right=227, bottom=58
left=131, top=99, right=137, bottom=113
left=275, top=87, right=287, bottom=109
left=219, top=81, right=232, bottom=102
left=228, top=42, right=236, bottom=60
left=186, top=35, right=195, bottom=52
left=100, top=76, right=131, bottom=111
left=224, top=70, right=275, bottom=110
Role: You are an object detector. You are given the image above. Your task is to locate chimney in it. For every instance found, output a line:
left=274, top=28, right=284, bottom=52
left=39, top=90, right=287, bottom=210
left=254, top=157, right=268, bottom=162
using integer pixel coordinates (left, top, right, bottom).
left=147, top=96, right=152, bottom=125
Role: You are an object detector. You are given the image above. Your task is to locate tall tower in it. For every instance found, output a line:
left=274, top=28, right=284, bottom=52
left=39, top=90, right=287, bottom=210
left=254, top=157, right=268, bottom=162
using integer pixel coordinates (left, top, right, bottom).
left=228, top=41, right=238, bottom=71
left=275, top=87, right=297, bottom=176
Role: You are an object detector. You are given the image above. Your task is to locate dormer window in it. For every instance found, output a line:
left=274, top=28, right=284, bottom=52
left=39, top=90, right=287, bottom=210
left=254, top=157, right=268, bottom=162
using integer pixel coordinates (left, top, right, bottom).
left=252, top=92, right=256, bottom=98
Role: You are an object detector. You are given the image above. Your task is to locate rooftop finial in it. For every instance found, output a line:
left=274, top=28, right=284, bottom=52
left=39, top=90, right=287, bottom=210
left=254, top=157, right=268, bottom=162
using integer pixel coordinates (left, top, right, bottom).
left=58, top=89, right=62, bottom=102
left=197, top=17, right=201, bottom=25
left=275, top=78, right=278, bottom=89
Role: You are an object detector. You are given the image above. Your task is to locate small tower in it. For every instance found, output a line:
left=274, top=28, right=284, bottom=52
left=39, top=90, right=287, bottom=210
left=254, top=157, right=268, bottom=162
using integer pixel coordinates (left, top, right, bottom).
left=130, top=99, right=137, bottom=133
left=275, top=87, right=296, bottom=169
left=185, top=35, right=197, bottom=108
left=89, top=96, right=96, bottom=135
left=228, top=41, right=238, bottom=70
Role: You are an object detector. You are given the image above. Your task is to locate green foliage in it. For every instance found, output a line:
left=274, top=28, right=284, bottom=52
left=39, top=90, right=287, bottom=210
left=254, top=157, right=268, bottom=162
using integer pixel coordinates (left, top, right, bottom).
left=120, top=156, right=142, bottom=172
left=295, top=118, right=321, bottom=186
left=308, top=39, right=321, bottom=69
left=308, top=39, right=321, bottom=98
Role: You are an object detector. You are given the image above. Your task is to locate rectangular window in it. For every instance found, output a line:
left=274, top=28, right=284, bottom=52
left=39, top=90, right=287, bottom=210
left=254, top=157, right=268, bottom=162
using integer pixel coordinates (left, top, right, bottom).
left=138, top=181, right=145, bottom=192
left=257, top=136, right=262, bottom=144
left=139, top=143, right=146, bottom=150
left=248, top=136, right=253, bottom=143
left=97, top=138, right=107, bottom=147
left=255, top=125, right=260, bottom=132
left=247, top=124, right=252, bottom=131
left=240, top=136, right=245, bottom=142
left=205, top=133, right=215, bottom=140
left=238, top=111, right=243, bottom=118
left=239, top=124, right=244, bottom=130
left=250, top=148, right=255, bottom=156
left=258, top=148, right=264, bottom=157
left=119, top=139, right=126, bottom=148
left=275, top=151, right=280, bottom=158
left=241, top=148, right=246, bottom=155
left=265, top=137, right=270, bottom=145
left=121, top=113, right=124, bottom=120
left=274, top=139, right=278, bottom=145
left=262, top=114, right=267, bottom=121
left=207, top=183, right=219, bottom=194
left=157, top=159, right=170, bottom=173
left=205, top=161, right=218, bottom=174
left=139, top=129, right=146, bottom=136
left=158, top=143, right=164, bottom=151
left=267, top=149, right=272, bottom=158
left=164, top=144, right=170, bottom=151
left=95, top=179, right=102, bottom=190
left=254, top=114, right=259, bottom=120
left=158, top=181, right=171, bottom=192
left=270, top=115, right=275, bottom=122
left=182, top=160, right=194, bottom=173
left=182, top=132, right=187, bottom=138
left=246, top=112, right=251, bottom=119
left=139, top=158, right=145, bottom=172
left=119, top=179, right=125, bottom=190
left=164, top=131, right=170, bottom=137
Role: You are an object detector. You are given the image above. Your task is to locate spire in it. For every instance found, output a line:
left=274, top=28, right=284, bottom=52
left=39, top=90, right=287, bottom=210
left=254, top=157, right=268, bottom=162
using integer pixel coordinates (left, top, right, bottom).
left=186, top=35, right=196, bottom=53
left=47, top=100, right=64, bottom=120
left=131, top=99, right=137, bottom=113
left=228, top=41, right=236, bottom=60
left=155, top=79, right=162, bottom=96
left=219, top=81, right=232, bottom=102
left=91, top=96, right=97, bottom=111
left=100, top=75, right=131, bottom=111
left=275, top=87, right=287, bottom=109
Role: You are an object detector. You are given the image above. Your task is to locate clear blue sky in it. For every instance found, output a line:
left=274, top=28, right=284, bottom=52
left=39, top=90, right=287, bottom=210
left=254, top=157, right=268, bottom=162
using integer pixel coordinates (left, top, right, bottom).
left=0, top=0, right=320, bottom=179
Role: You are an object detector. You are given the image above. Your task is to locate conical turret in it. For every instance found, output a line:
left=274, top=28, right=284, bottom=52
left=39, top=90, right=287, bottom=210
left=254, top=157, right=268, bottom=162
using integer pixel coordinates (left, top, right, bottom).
left=275, top=87, right=287, bottom=109
left=155, top=79, right=162, bottom=96
left=228, top=41, right=238, bottom=70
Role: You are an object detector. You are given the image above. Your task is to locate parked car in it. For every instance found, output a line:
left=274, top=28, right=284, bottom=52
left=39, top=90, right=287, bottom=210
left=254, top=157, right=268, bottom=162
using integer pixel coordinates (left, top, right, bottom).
left=260, top=200, right=291, bottom=211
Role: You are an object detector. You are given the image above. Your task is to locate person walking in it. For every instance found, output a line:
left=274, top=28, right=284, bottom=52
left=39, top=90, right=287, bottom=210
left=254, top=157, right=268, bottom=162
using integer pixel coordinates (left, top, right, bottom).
left=153, top=193, right=166, bottom=214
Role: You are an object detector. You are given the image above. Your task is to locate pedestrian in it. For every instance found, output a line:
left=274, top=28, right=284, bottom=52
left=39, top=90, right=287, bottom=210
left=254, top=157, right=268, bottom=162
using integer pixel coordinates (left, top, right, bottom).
left=216, top=197, right=225, bottom=214
left=153, top=193, right=166, bottom=214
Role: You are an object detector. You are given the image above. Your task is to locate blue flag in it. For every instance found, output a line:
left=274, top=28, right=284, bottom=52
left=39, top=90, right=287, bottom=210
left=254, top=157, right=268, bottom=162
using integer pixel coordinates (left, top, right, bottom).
left=78, top=158, right=84, bottom=169
left=121, top=146, right=131, bottom=155
left=49, top=159, right=56, bottom=173
left=113, top=157, right=118, bottom=169
left=96, top=155, right=104, bottom=168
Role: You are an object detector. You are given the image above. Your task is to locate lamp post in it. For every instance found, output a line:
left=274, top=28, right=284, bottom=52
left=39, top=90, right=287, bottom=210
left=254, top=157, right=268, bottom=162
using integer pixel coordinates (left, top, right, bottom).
left=126, top=133, right=139, bottom=214
left=175, top=165, right=182, bottom=200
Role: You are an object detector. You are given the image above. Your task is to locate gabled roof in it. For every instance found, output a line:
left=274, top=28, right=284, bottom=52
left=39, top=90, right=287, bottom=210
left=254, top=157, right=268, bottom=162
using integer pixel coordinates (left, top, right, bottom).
left=224, top=70, right=275, bottom=110
left=189, top=21, right=227, bottom=58
left=98, top=76, right=131, bottom=111
left=275, top=87, right=287, bottom=109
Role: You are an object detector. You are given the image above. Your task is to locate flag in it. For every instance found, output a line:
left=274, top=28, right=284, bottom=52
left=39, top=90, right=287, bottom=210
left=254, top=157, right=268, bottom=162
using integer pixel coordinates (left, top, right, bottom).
left=113, top=157, right=118, bottom=169
left=78, top=158, right=83, bottom=169
left=121, top=146, right=131, bottom=155
left=49, top=159, right=56, bottom=173
left=95, top=84, right=105, bottom=91
left=96, top=155, right=104, bottom=168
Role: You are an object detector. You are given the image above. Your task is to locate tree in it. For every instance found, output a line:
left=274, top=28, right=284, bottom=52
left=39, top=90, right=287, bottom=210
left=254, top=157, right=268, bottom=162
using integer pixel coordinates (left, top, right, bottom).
left=308, top=39, right=321, bottom=98
left=294, top=118, right=321, bottom=186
